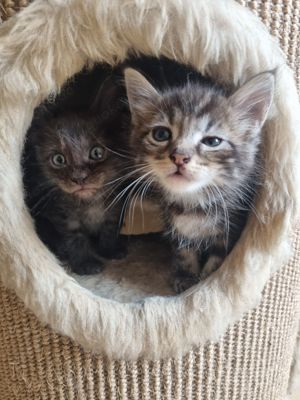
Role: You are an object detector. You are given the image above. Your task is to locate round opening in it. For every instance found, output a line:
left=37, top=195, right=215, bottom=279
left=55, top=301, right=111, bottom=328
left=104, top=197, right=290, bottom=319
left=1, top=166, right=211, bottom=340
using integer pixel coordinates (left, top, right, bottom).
left=21, top=55, right=265, bottom=303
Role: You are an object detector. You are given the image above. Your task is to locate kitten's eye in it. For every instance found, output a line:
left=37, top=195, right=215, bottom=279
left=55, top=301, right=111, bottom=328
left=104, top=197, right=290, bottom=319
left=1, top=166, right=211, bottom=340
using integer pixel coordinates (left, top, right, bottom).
left=152, top=127, right=172, bottom=142
left=52, top=153, right=66, bottom=167
left=201, top=137, right=223, bottom=147
left=89, top=146, right=105, bottom=161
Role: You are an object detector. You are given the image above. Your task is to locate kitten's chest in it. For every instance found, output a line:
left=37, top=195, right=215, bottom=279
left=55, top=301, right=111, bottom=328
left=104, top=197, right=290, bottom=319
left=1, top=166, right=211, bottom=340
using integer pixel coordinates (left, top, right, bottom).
left=66, top=201, right=106, bottom=232
left=81, top=204, right=106, bottom=230
left=169, top=208, right=221, bottom=241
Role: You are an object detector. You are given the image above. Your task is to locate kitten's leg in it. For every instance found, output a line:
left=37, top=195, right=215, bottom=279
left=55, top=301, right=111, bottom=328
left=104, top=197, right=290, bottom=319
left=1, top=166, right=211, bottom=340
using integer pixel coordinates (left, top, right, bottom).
left=199, top=255, right=223, bottom=280
left=60, top=232, right=104, bottom=275
left=173, top=247, right=200, bottom=294
left=199, top=244, right=226, bottom=280
left=95, top=221, right=128, bottom=259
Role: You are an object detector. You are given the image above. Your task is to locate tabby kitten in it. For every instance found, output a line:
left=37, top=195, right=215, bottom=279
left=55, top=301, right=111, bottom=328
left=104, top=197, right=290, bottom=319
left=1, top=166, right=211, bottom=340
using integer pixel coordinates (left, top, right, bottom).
left=124, top=68, right=274, bottom=293
left=23, top=107, right=129, bottom=275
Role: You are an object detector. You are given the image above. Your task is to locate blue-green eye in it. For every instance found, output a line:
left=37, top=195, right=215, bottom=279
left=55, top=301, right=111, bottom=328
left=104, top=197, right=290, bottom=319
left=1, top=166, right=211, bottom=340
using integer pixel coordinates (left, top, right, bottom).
left=201, top=137, right=223, bottom=147
left=89, top=146, right=105, bottom=161
left=152, top=127, right=172, bottom=142
left=51, top=153, right=66, bottom=167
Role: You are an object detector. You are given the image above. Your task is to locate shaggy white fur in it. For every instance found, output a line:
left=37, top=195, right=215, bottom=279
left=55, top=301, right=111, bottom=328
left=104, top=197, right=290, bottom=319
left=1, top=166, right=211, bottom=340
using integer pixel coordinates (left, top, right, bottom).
left=0, top=0, right=299, bottom=360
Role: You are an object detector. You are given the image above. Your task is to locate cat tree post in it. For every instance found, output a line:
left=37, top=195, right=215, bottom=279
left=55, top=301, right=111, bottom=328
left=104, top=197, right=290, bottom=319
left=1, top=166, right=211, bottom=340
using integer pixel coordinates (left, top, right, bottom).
left=0, top=0, right=299, bottom=399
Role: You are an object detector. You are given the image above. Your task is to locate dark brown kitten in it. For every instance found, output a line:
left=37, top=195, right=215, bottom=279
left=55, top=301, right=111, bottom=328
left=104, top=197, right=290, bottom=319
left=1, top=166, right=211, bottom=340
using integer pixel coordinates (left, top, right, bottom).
left=23, top=107, right=130, bottom=275
left=124, top=68, right=274, bottom=293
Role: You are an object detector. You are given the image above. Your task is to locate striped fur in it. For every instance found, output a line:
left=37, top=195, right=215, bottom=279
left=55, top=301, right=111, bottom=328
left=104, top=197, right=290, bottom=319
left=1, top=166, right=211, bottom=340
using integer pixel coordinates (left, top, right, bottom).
left=125, top=68, right=275, bottom=292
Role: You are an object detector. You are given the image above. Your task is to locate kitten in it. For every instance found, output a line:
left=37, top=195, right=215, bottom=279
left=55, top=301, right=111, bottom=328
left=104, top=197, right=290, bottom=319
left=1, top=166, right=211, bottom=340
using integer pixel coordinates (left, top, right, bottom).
left=124, top=68, right=274, bottom=293
left=23, top=103, right=129, bottom=275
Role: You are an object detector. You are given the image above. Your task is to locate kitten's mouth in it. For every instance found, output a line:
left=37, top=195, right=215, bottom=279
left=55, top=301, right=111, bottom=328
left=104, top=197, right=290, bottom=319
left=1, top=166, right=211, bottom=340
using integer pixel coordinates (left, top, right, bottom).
left=71, top=186, right=99, bottom=199
left=168, top=168, right=191, bottom=181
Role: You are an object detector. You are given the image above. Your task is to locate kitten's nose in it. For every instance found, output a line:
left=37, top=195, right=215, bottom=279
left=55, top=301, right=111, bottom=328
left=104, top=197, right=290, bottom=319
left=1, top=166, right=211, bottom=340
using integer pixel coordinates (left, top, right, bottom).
left=170, top=150, right=191, bottom=166
left=71, top=172, right=88, bottom=185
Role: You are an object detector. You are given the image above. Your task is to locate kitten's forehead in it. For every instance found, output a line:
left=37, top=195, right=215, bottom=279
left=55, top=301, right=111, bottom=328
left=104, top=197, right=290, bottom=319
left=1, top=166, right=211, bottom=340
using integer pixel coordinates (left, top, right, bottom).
left=163, top=85, right=222, bottom=115
left=49, top=116, right=105, bottom=147
left=159, top=88, right=226, bottom=145
left=170, top=112, right=212, bottom=142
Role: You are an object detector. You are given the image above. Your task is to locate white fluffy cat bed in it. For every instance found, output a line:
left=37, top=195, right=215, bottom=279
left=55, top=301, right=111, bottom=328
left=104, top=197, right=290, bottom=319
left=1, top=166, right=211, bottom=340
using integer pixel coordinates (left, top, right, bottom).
left=0, top=0, right=300, bottom=399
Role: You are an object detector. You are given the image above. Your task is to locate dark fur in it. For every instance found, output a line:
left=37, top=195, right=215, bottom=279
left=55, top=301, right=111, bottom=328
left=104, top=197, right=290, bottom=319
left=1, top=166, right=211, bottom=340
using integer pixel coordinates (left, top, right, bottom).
left=23, top=106, right=130, bottom=275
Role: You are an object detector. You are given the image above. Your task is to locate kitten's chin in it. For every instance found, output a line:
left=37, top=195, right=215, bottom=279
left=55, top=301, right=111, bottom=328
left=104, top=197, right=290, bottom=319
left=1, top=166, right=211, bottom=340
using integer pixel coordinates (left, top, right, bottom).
left=162, top=174, right=204, bottom=195
left=73, top=189, right=98, bottom=200
left=60, top=185, right=99, bottom=200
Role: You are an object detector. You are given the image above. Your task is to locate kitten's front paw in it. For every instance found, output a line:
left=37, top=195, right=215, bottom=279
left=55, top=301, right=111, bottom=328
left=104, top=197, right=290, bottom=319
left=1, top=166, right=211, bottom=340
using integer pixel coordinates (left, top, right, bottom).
left=173, top=272, right=199, bottom=294
left=71, top=258, right=104, bottom=275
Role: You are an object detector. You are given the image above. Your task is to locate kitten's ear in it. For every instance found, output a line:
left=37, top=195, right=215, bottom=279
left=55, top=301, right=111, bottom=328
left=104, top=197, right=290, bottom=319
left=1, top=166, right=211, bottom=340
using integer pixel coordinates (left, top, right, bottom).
left=229, top=71, right=275, bottom=129
left=29, top=104, right=55, bottom=133
left=91, top=76, right=120, bottom=114
left=124, top=68, right=161, bottom=122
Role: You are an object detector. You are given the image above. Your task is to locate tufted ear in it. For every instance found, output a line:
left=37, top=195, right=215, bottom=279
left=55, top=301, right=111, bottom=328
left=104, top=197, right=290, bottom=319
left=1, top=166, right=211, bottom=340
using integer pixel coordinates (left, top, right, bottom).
left=124, top=68, right=161, bottom=123
left=27, top=104, right=56, bottom=139
left=229, top=71, right=275, bottom=131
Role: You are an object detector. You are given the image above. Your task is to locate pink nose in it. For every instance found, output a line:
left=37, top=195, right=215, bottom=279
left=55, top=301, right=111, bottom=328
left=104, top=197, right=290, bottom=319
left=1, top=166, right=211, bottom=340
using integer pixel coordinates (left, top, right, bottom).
left=170, top=152, right=191, bottom=166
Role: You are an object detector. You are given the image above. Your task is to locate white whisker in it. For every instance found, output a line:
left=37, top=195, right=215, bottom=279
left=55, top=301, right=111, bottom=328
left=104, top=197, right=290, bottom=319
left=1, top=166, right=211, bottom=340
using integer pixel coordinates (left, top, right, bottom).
left=104, top=171, right=152, bottom=214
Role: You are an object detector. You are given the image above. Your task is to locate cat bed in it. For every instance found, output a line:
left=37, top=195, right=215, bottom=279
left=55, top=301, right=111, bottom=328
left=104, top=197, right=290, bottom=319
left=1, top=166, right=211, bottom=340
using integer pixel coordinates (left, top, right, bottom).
left=0, top=0, right=300, bottom=398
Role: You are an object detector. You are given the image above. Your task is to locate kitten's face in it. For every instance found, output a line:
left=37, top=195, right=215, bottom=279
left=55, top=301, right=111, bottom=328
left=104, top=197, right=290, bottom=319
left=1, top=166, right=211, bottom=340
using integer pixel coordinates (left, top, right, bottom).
left=34, top=113, right=124, bottom=200
left=125, top=69, right=274, bottom=203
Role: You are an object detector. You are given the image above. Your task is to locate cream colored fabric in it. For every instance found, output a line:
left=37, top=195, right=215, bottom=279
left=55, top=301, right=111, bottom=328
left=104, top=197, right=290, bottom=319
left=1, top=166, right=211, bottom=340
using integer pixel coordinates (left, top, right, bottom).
left=0, top=0, right=299, bottom=398
left=0, top=230, right=299, bottom=399
left=289, top=325, right=300, bottom=398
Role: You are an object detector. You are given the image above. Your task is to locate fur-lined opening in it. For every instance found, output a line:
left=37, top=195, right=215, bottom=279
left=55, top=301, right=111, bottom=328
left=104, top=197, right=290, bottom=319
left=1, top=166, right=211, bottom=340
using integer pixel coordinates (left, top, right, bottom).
left=0, top=0, right=299, bottom=360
